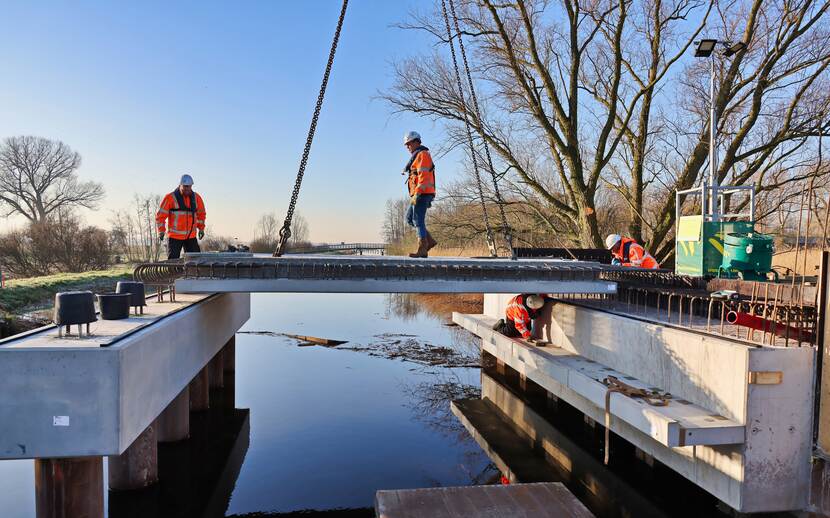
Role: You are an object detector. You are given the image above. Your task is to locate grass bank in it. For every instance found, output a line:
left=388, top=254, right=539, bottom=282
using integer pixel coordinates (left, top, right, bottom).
left=0, top=264, right=134, bottom=315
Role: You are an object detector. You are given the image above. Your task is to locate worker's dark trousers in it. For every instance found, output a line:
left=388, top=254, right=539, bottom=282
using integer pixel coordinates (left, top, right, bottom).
left=491, top=319, right=520, bottom=338
left=168, top=238, right=200, bottom=260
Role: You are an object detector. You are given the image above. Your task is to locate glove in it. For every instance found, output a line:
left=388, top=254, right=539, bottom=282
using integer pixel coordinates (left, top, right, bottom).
left=198, top=229, right=205, bottom=240
left=158, top=232, right=165, bottom=242
left=410, top=194, right=418, bottom=205
left=611, top=258, right=621, bottom=266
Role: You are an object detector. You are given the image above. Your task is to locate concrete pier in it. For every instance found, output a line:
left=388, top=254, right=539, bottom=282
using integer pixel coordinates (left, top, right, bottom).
left=190, top=367, right=210, bottom=411
left=223, top=336, right=235, bottom=372
left=209, top=349, right=225, bottom=389
left=35, top=456, right=103, bottom=518
left=108, top=423, right=158, bottom=491
left=0, top=291, right=250, bottom=517
left=157, top=387, right=189, bottom=443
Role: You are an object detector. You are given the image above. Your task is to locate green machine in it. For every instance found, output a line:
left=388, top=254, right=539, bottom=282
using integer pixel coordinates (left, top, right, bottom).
left=675, top=184, right=773, bottom=280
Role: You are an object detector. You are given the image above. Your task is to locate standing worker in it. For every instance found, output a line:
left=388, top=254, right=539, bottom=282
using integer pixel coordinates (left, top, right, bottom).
left=403, top=131, right=437, bottom=258
left=492, top=294, right=546, bottom=343
left=605, top=234, right=659, bottom=269
left=156, top=174, right=206, bottom=259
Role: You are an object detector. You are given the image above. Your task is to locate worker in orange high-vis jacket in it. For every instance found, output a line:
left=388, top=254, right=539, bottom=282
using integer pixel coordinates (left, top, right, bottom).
left=402, top=131, right=437, bottom=258
left=492, top=294, right=546, bottom=343
left=605, top=234, right=659, bottom=269
left=156, top=174, right=206, bottom=260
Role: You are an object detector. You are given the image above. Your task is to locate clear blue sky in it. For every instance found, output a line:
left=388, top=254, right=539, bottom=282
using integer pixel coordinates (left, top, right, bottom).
left=0, top=1, right=452, bottom=242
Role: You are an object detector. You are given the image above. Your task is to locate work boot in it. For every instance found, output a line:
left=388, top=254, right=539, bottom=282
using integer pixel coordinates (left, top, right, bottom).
left=425, top=232, right=438, bottom=251
left=409, top=238, right=429, bottom=258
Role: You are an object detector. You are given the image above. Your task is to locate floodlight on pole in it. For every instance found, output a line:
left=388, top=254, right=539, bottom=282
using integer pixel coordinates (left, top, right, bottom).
left=695, top=39, right=717, bottom=57
left=692, top=38, right=744, bottom=221
left=723, top=41, right=747, bottom=57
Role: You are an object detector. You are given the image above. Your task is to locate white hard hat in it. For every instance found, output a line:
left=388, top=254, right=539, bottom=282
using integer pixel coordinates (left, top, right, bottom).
left=605, top=234, right=622, bottom=250
left=404, top=131, right=421, bottom=145
left=526, top=294, right=544, bottom=310
left=179, top=174, right=194, bottom=186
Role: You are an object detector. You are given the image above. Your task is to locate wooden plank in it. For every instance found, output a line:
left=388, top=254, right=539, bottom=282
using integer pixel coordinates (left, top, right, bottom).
left=375, top=483, right=593, bottom=518
left=453, top=312, right=745, bottom=448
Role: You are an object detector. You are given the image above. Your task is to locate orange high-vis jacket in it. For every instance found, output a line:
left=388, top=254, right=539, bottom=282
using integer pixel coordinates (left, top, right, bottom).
left=156, top=190, right=206, bottom=240
left=406, top=147, right=436, bottom=197
left=613, top=237, right=659, bottom=269
left=506, top=295, right=536, bottom=339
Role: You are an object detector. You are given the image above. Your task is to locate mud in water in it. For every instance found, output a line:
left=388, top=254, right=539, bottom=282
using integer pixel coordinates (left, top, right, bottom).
left=338, top=333, right=481, bottom=368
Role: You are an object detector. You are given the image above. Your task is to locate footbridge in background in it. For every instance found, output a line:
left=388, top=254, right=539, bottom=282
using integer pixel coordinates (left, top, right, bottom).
left=288, top=242, right=387, bottom=255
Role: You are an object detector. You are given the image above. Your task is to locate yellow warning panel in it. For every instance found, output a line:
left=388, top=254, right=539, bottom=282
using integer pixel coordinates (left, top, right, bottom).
left=677, top=215, right=703, bottom=242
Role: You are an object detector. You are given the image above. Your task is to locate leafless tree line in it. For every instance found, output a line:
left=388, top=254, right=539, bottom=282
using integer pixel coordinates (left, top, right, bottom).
left=383, top=0, right=830, bottom=263
left=250, top=212, right=310, bottom=252
left=110, top=194, right=164, bottom=262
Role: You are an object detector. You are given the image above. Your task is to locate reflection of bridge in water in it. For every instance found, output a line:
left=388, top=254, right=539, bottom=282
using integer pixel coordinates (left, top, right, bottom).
left=452, top=368, right=721, bottom=518
left=289, top=242, right=387, bottom=255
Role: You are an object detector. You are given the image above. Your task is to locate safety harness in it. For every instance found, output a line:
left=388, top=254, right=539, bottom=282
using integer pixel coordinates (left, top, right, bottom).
left=602, top=375, right=671, bottom=465
left=171, top=189, right=197, bottom=239
left=403, top=145, right=435, bottom=185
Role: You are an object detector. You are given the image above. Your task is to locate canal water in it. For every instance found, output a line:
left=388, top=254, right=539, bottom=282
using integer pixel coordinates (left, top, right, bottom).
left=0, top=293, right=491, bottom=517
left=0, top=293, right=808, bottom=517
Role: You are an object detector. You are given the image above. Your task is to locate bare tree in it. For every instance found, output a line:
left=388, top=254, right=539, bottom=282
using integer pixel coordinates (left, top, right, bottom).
left=0, top=136, right=104, bottom=222
left=110, top=194, right=163, bottom=262
left=383, top=0, right=830, bottom=262
left=255, top=213, right=280, bottom=243
left=289, top=212, right=310, bottom=245
left=382, top=197, right=410, bottom=243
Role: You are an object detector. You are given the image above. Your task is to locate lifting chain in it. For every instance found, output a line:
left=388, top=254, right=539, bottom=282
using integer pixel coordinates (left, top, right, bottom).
left=440, top=0, right=497, bottom=257
left=274, top=0, right=349, bottom=257
left=447, top=0, right=516, bottom=259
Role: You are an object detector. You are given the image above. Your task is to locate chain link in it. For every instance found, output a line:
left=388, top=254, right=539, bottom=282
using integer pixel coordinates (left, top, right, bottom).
left=274, top=0, right=349, bottom=257
left=440, top=0, right=497, bottom=257
left=448, top=0, right=516, bottom=259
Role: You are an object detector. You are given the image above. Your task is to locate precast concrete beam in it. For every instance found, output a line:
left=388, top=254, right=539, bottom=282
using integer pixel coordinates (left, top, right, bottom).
left=157, top=387, right=189, bottom=443
left=172, top=255, right=620, bottom=295
left=35, top=456, right=103, bottom=518
left=176, top=278, right=617, bottom=295
left=108, top=423, right=158, bottom=491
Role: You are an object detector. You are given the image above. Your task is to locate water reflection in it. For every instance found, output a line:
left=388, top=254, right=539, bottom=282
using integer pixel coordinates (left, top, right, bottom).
left=453, top=366, right=800, bottom=518
left=109, top=403, right=250, bottom=518
left=224, top=293, right=491, bottom=515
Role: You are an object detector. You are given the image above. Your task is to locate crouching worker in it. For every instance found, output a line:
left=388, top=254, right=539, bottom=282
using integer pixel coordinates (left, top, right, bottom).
left=605, top=234, right=659, bottom=269
left=492, top=294, right=545, bottom=343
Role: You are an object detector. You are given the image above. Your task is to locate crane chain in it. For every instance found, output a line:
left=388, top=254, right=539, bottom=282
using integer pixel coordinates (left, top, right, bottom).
left=448, top=0, right=516, bottom=259
left=274, top=0, right=349, bottom=257
left=440, top=0, right=497, bottom=257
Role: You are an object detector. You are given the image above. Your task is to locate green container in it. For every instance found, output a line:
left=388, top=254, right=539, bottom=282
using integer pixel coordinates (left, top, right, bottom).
left=719, top=232, right=773, bottom=280
left=675, top=216, right=754, bottom=277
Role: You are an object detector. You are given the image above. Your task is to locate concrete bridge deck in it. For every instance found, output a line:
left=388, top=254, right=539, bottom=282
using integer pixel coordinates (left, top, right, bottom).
left=157, top=254, right=622, bottom=294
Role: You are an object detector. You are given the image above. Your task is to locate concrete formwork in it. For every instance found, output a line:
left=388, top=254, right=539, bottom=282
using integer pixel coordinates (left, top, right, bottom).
left=458, top=294, right=815, bottom=513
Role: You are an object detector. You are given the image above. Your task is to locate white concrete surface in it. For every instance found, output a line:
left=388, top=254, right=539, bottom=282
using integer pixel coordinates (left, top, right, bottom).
left=460, top=294, right=815, bottom=513
left=0, top=292, right=250, bottom=459
left=453, top=313, right=744, bottom=448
